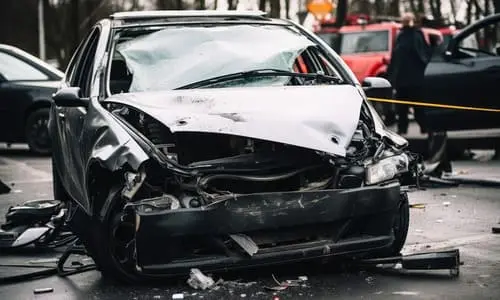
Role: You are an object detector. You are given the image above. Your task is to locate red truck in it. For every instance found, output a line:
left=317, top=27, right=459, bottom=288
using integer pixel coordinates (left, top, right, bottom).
left=314, top=15, right=444, bottom=83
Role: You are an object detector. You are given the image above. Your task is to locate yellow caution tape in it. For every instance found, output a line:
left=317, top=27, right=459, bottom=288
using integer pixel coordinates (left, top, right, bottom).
left=367, top=97, right=500, bottom=113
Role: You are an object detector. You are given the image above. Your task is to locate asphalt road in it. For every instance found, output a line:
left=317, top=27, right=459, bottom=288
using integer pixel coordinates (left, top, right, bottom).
left=0, top=144, right=499, bottom=300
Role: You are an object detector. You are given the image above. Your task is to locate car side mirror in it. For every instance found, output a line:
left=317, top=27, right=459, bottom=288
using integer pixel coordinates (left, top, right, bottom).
left=52, top=87, right=89, bottom=107
left=362, top=77, right=392, bottom=99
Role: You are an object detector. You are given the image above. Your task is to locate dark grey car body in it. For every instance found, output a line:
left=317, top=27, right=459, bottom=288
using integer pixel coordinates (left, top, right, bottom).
left=48, top=11, right=418, bottom=282
left=0, top=44, right=63, bottom=153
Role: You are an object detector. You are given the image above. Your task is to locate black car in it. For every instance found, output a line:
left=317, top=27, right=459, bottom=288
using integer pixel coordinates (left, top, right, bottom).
left=423, top=13, right=500, bottom=133
left=0, top=44, right=64, bottom=154
left=49, top=10, right=419, bottom=282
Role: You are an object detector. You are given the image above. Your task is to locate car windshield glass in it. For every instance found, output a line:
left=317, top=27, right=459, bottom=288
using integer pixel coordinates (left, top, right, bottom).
left=340, top=30, right=389, bottom=54
left=111, top=24, right=319, bottom=93
left=0, top=51, right=49, bottom=81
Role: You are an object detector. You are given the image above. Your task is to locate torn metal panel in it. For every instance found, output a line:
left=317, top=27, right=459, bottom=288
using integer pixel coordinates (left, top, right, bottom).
left=105, top=85, right=363, bottom=156
left=116, top=25, right=316, bottom=92
left=133, top=182, right=401, bottom=273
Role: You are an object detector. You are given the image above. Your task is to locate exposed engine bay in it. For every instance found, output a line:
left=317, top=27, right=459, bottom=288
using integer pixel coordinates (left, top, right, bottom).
left=106, top=101, right=419, bottom=210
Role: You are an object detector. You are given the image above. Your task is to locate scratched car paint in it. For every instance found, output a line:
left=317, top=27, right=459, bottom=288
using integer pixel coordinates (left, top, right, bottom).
left=48, top=11, right=419, bottom=283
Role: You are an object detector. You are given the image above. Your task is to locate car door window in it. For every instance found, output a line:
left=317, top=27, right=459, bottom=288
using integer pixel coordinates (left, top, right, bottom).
left=70, top=28, right=101, bottom=97
left=458, top=20, right=500, bottom=57
left=0, top=51, right=49, bottom=81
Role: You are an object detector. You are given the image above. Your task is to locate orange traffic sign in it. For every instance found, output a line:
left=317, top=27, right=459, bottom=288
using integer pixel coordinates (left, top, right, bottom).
left=307, top=0, right=335, bottom=20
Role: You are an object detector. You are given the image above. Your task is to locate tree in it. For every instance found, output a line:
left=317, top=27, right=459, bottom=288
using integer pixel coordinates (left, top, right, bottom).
left=269, top=0, right=280, bottom=18
left=374, top=0, right=385, bottom=15
left=429, top=0, right=443, bottom=21
left=259, top=0, right=266, bottom=11
left=284, top=0, right=290, bottom=19
left=494, top=0, right=500, bottom=12
left=389, top=0, right=400, bottom=16
left=156, top=0, right=184, bottom=9
left=227, top=0, right=237, bottom=9
left=196, top=0, right=205, bottom=9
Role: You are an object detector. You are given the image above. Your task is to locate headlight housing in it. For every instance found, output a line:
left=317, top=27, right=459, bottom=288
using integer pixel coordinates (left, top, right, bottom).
left=365, top=153, right=409, bottom=185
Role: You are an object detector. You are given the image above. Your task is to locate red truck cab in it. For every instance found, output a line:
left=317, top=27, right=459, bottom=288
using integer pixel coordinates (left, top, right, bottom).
left=315, top=16, right=444, bottom=83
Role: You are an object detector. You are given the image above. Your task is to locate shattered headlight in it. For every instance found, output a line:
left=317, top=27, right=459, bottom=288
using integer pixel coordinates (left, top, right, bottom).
left=365, top=153, right=409, bottom=185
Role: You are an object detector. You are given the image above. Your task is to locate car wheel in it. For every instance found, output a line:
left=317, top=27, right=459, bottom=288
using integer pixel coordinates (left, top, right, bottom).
left=25, top=108, right=52, bottom=155
left=79, top=186, right=143, bottom=283
left=389, top=192, right=410, bottom=255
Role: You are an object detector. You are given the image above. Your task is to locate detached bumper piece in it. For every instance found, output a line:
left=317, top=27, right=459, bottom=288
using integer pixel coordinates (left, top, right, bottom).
left=133, top=182, right=402, bottom=276
left=357, top=249, right=461, bottom=277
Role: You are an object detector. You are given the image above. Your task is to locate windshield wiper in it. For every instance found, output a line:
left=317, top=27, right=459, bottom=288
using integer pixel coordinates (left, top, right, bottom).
left=175, top=68, right=344, bottom=90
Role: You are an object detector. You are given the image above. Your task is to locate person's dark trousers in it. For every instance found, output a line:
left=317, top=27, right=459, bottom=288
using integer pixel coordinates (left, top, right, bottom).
left=394, top=86, right=425, bottom=134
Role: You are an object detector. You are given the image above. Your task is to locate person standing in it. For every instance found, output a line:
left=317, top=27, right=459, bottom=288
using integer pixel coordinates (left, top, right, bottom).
left=387, top=12, right=432, bottom=134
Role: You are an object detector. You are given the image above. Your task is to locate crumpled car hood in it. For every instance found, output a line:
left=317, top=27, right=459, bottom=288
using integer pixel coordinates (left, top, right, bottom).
left=105, top=85, right=363, bottom=156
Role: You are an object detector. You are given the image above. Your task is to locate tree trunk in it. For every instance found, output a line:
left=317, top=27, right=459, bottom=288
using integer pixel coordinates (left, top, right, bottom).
left=227, top=0, right=237, bottom=9
left=466, top=0, right=472, bottom=24
left=71, top=0, right=80, bottom=55
left=374, top=0, right=385, bottom=15
left=359, top=0, right=371, bottom=14
left=409, top=0, right=417, bottom=13
left=259, top=0, right=266, bottom=11
left=417, top=0, right=425, bottom=13
left=197, top=0, right=206, bottom=9
left=285, top=0, right=290, bottom=19
left=269, top=0, right=280, bottom=18
left=389, top=0, right=400, bottom=16
left=495, top=0, right=500, bottom=12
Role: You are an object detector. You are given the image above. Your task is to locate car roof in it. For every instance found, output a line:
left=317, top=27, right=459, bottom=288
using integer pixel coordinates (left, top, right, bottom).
left=110, top=10, right=268, bottom=20
left=339, top=22, right=400, bottom=32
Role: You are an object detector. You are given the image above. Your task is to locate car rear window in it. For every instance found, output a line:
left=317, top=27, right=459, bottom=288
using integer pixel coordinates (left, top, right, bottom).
left=340, top=30, right=390, bottom=54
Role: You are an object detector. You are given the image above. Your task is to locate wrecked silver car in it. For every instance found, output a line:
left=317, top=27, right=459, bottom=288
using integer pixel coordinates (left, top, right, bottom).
left=48, top=11, right=419, bottom=282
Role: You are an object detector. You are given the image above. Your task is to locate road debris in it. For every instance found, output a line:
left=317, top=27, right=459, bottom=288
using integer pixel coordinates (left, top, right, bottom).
left=410, top=203, right=426, bottom=209
left=172, top=293, right=184, bottom=299
left=443, top=201, right=451, bottom=207
left=492, top=226, right=500, bottom=234
left=187, top=268, right=215, bottom=290
left=415, top=229, right=424, bottom=233
left=33, top=288, right=54, bottom=294
left=365, top=276, right=375, bottom=285
left=436, top=219, right=444, bottom=223
left=264, top=274, right=309, bottom=291
left=392, top=291, right=419, bottom=296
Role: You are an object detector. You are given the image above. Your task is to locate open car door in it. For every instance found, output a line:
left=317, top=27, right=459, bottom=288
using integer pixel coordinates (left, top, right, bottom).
left=423, top=13, right=500, bottom=131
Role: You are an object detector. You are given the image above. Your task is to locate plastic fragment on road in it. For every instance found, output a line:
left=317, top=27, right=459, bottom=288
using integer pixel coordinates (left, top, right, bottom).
left=443, top=201, right=451, bottom=207
left=265, top=274, right=309, bottom=291
left=392, top=291, right=419, bottom=296
left=172, top=293, right=184, bottom=299
left=33, top=288, right=54, bottom=294
left=410, top=203, right=426, bottom=209
left=186, top=268, right=215, bottom=290
left=436, top=219, right=444, bottom=223
left=492, top=226, right=500, bottom=234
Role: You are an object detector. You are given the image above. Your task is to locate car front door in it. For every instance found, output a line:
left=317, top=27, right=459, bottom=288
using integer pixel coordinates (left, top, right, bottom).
left=423, top=14, right=500, bottom=131
left=51, top=26, right=104, bottom=207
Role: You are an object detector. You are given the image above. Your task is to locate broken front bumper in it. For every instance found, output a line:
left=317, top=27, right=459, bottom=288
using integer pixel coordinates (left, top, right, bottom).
left=133, top=182, right=402, bottom=276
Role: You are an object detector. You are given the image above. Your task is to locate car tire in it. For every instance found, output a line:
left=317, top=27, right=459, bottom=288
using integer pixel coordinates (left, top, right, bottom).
left=25, top=108, right=52, bottom=155
left=79, top=186, right=144, bottom=283
left=389, top=192, right=410, bottom=255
